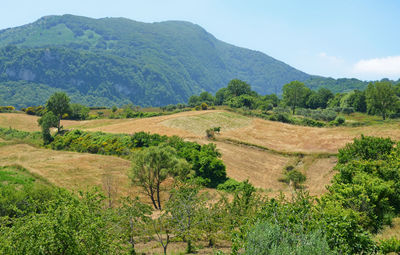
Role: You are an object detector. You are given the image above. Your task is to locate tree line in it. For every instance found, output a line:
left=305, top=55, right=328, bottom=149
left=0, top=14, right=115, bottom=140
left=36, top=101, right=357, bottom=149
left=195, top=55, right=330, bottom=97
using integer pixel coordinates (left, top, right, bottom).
left=188, top=78, right=400, bottom=121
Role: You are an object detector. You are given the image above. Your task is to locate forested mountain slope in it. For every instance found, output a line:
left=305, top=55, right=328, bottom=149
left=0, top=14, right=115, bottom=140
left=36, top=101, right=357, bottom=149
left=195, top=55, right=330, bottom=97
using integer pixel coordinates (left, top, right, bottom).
left=0, top=14, right=311, bottom=107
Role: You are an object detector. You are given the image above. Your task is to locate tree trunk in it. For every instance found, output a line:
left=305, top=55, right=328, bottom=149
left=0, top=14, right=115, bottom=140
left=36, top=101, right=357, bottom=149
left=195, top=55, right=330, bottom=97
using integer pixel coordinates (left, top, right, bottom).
left=186, top=239, right=193, bottom=254
left=57, top=117, right=61, bottom=133
left=156, top=182, right=162, bottom=210
left=149, top=189, right=159, bottom=210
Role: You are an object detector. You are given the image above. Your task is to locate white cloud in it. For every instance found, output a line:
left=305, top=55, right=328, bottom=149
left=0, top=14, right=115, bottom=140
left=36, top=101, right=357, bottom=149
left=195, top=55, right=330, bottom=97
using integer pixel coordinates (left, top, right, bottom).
left=353, top=56, right=400, bottom=79
left=318, top=52, right=343, bottom=64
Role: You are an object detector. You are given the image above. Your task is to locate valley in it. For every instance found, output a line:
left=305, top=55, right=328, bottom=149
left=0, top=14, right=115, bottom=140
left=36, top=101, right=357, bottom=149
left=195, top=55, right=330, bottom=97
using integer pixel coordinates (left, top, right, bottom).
left=2, top=109, right=399, bottom=197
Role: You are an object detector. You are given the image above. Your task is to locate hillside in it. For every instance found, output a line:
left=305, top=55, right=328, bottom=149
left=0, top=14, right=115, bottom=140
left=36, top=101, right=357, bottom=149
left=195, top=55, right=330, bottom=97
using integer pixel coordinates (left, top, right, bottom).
left=0, top=14, right=312, bottom=107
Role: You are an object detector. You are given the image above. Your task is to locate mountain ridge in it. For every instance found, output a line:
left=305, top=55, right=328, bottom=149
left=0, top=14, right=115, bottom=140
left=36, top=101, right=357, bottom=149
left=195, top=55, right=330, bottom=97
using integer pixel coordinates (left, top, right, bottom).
left=0, top=14, right=369, bottom=108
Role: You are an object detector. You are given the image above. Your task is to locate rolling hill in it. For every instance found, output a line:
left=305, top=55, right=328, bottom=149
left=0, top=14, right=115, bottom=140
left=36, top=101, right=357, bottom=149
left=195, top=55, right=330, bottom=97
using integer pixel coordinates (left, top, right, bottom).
left=0, top=14, right=370, bottom=108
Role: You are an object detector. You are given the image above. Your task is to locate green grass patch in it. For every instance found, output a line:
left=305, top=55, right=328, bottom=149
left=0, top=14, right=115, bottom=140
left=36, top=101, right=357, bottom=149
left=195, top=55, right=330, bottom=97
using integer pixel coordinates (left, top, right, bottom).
left=0, top=127, right=42, bottom=146
left=0, top=165, right=36, bottom=187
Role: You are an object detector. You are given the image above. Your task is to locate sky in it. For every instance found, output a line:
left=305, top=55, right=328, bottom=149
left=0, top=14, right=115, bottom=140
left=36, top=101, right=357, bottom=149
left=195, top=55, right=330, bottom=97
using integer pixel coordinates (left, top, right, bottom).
left=0, top=0, right=399, bottom=81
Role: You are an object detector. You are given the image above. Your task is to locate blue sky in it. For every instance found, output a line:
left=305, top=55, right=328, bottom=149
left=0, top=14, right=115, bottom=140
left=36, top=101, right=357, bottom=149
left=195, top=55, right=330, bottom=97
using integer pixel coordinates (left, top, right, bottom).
left=1, top=0, right=399, bottom=80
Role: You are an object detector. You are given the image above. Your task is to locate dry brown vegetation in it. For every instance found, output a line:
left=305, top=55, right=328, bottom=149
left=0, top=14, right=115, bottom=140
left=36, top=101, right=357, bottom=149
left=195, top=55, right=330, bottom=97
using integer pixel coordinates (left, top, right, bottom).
left=3, top=110, right=400, bottom=197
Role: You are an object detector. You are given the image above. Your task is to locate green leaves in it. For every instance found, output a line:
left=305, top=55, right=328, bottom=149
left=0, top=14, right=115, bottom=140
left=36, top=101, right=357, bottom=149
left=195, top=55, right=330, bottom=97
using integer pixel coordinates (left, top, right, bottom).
left=366, top=81, right=398, bottom=120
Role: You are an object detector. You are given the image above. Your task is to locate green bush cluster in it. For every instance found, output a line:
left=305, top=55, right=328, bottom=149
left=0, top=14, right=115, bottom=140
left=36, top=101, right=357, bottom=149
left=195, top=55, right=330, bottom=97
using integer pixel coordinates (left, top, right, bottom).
left=296, top=108, right=338, bottom=121
left=0, top=127, right=42, bottom=146
left=0, top=106, right=16, bottom=113
left=21, top=106, right=45, bottom=116
left=217, top=179, right=254, bottom=193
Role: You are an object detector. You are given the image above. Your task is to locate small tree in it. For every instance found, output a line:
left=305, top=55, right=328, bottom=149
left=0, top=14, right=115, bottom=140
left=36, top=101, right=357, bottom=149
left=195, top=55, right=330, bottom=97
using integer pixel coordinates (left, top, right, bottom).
left=166, top=181, right=206, bottom=253
left=46, top=92, right=71, bottom=132
left=111, top=105, right=118, bottom=113
left=37, top=111, right=58, bottom=144
left=201, top=102, right=208, bottom=110
left=206, top=128, right=215, bottom=139
left=282, top=81, right=310, bottom=114
left=118, top=196, right=152, bottom=255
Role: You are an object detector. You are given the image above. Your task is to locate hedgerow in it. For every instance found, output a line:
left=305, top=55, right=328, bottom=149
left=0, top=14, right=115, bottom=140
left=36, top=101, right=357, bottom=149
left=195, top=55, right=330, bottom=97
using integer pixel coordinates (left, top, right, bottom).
left=50, top=130, right=226, bottom=187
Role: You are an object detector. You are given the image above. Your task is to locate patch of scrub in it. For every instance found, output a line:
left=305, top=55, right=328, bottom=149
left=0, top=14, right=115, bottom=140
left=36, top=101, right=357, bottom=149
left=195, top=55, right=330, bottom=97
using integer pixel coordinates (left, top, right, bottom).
left=161, top=111, right=252, bottom=135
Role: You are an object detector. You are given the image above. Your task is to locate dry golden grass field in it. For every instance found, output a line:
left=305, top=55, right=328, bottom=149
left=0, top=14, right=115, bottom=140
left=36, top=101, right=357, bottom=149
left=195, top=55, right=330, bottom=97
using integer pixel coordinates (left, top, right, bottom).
left=0, top=143, right=134, bottom=198
left=2, top=110, right=400, bottom=197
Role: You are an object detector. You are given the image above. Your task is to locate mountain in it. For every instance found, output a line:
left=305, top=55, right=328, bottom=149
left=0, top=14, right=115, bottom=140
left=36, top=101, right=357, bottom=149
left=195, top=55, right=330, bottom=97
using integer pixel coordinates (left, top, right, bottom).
left=0, top=14, right=314, bottom=108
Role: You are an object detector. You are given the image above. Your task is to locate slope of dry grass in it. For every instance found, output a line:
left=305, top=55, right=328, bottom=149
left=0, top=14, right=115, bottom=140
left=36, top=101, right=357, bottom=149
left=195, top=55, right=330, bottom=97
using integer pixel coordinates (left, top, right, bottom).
left=162, top=111, right=251, bottom=135
left=3, top=110, right=400, bottom=196
left=0, top=143, right=134, bottom=197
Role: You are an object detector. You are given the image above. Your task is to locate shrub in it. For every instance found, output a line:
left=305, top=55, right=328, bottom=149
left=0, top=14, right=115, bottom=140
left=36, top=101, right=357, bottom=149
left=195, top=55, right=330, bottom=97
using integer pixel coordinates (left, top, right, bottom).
left=246, top=222, right=334, bottom=255
left=217, top=179, right=254, bottom=193
left=21, top=106, right=45, bottom=116
left=201, top=102, right=208, bottom=110
left=341, top=107, right=355, bottom=115
left=379, top=237, right=400, bottom=254
left=330, top=116, right=346, bottom=126
left=206, top=128, right=215, bottom=139
left=338, top=135, right=395, bottom=164
left=0, top=106, right=16, bottom=113
left=282, top=170, right=306, bottom=188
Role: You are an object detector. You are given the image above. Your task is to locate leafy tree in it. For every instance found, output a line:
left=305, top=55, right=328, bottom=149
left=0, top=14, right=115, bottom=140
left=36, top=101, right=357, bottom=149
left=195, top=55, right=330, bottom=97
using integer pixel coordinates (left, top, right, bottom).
left=228, top=94, right=257, bottom=109
left=68, top=103, right=90, bottom=120
left=366, top=81, right=398, bottom=119
left=37, top=111, right=58, bottom=144
left=118, top=196, right=152, bottom=254
left=215, top=87, right=228, bottom=105
left=188, top=95, right=200, bottom=107
left=199, top=91, right=216, bottom=105
left=226, top=79, right=252, bottom=98
left=347, top=90, right=367, bottom=112
left=306, top=88, right=334, bottom=109
left=166, top=181, right=206, bottom=253
left=130, top=146, right=189, bottom=210
left=338, top=135, right=395, bottom=164
left=282, top=81, right=310, bottom=114
left=0, top=189, right=119, bottom=254
left=46, top=92, right=71, bottom=132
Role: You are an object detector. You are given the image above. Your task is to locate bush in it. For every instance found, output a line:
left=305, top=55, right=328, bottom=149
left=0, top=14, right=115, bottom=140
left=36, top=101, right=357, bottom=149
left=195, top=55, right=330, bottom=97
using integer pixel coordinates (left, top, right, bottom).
left=246, top=221, right=334, bottom=255
left=280, top=169, right=306, bottom=189
left=338, top=135, right=395, bottom=164
left=217, top=179, right=254, bottom=193
left=379, top=237, right=400, bottom=254
left=206, top=128, right=215, bottom=139
left=330, top=116, right=346, bottom=126
left=201, top=102, right=208, bottom=110
left=21, top=106, right=45, bottom=116
left=298, top=117, right=325, bottom=127
left=0, top=106, right=16, bottom=113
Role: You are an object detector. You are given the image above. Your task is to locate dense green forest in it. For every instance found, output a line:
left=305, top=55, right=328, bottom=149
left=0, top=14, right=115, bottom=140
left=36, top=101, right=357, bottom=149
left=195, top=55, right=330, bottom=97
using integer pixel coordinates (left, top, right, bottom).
left=1, top=14, right=396, bottom=108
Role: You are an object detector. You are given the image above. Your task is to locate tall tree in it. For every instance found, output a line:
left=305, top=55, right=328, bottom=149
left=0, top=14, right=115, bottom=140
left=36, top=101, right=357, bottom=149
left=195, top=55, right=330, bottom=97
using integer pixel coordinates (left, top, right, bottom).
left=282, top=81, right=309, bottom=114
left=130, top=146, right=189, bottom=210
left=365, top=81, right=398, bottom=120
left=46, top=92, right=71, bottom=132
